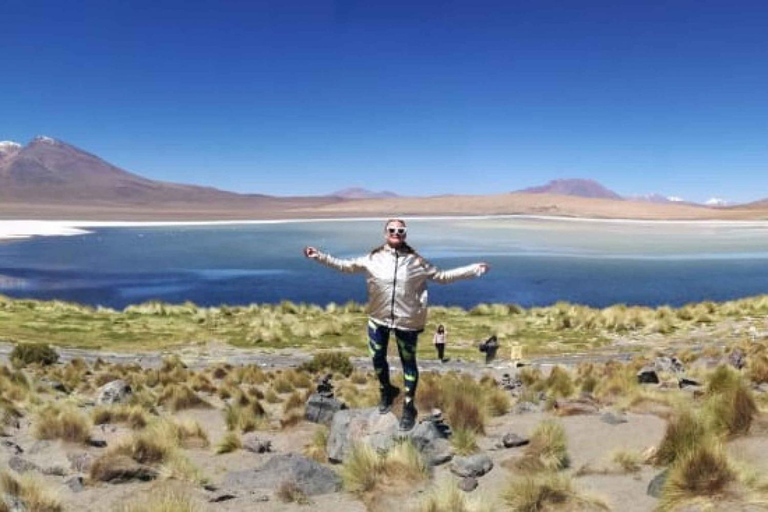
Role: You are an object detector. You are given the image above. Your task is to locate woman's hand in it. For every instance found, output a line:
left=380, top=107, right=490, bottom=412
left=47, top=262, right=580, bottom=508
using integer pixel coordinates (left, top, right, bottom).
left=304, top=246, right=319, bottom=258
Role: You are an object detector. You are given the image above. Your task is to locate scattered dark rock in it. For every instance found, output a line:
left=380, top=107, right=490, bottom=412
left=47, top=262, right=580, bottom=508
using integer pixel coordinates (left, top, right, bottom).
left=242, top=434, right=272, bottom=454
left=450, top=453, right=494, bottom=478
left=459, top=477, right=478, bottom=492
left=203, top=483, right=218, bottom=492
left=65, top=476, right=85, bottom=493
left=210, top=493, right=237, bottom=503
left=647, top=469, right=669, bottom=498
left=92, top=456, right=158, bottom=483
left=327, top=408, right=399, bottom=463
left=637, top=367, right=660, bottom=384
left=9, top=456, right=40, bottom=473
left=223, top=453, right=341, bottom=496
left=678, top=377, right=701, bottom=389
left=316, top=373, right=335, bottom=398
left=42, top=466, right=67, bottom=476
left=1, top=440, right=23, bottom=455
left=500, top=373, right=523, bottom=391
left=601, top=411, right=629, bottom=425
left=729, top=349, right=746, bottom=370
left=327, top=407, right=452, bottom=465
left=500, top=433, right=529, bottom=448
left=87, top=438, right=108, bottom=448
left=305, top=394, right=347, bottom=426
left=1, top=494, right=26, bottom=512
left=654, top=356, right=685, bottom=374
left=41, top=378, right=69, bottom=393
left=96, top=380, right=132, bottom=405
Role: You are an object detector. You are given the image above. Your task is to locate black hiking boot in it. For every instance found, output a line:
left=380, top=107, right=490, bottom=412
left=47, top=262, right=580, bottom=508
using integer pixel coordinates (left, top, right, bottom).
left=399, top=399, right=418, bottom=431
left=378, top=385, right=400, bottom=414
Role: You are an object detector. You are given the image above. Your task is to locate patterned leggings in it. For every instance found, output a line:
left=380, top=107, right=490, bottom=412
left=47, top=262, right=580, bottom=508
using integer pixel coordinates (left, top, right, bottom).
left=367, top=320, right=420, bottom=398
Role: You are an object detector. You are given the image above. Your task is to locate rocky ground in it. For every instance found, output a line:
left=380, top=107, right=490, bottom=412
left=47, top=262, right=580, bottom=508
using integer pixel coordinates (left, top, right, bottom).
left=2, top=324, right=768, bottom=512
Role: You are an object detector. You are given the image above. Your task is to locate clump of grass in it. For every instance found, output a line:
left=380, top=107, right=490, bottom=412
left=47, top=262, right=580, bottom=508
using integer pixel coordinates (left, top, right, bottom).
left=276, top=480, right=310, bottom=504
left=517, top=367, right=543, bottom=387
left=485, top=387, right=511, bottom=416
left=611, top=449, right=643, bottom=473
left=283, top=391, right=304, bottom=412
left=451, top=427, right=479, bottom=456
left=653, top=409, right=709, bottom=466
left=747, top=354, right=768, bottom=384
left=418, top=480, right=491, bottom=512
left=0, top=470, right=63, bottom=512
left=503, top=473, right=608, bottom=512
left=285, top=369, right=313, bottom=389
left=280, top=410, right=304, bottom=429
left=116, top=486, right=204, bottom=512
left=658, top=443, right=735, bottom=511
left=417, top=373, right=487, bottom=434
left=299, top=351, right=354, bottom=377
left=190, top=373, right=216, bottom=393
left=92, top=404, right=150, bottom=429
left=304, top=426, right=329, bottom=463
left=517, top=421, right=569, bottom=473
left=10, top=343, right=59, bottom=368
left=383, top=440, right=429, bottom=483
left=341, top=440, right=429, bottom=495
left=340, top=443, right=381, bottom=494
left=544, top=366, right=574, bottom=398
left=272, top=375, right=295, bottom=394
left=215, top=432, right=242, bottom=454
left=265, top=389, right=281, bottom=403
left=91, top=419, right=207, bottom=484
left=225, top=401, right=269, bottom=432
left=158, top=384, right=211, bottom=412
left=151, top=418, right=210, bottom=449
left=34, top=404, right=92, bottom=444
left=702, top=366, right=757, bottom=437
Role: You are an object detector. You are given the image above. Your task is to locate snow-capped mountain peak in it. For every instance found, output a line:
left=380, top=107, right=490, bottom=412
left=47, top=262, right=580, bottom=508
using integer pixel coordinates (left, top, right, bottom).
left=33, top=135, right=58, bottom=145
left=705, top=197, right=728, bottom=207
left=0, top=140, right=21, bottom=152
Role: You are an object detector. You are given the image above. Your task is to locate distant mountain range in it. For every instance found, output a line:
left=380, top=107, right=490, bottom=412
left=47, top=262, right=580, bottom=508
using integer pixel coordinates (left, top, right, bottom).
left=0, top=136, right=762, bottom=220
left=517, top=179, right=623, bottom=200
left=514, top=178, right=732, bottom=207
left=0, top=136, right=256, bottom=203
left=330, top=187, right=399, bottom=199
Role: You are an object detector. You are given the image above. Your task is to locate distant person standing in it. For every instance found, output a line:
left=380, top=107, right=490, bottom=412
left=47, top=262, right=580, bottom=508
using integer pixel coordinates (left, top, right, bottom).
left=433, top=324, right=447, bottom=362
left=304, top=219, right=489, bottom=431
left=479, top=334, right=499, bottom=365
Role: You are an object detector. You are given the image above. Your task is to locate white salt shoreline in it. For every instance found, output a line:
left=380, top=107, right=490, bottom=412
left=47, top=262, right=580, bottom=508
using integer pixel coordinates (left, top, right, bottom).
left=3, top=215, right=768, bottom=242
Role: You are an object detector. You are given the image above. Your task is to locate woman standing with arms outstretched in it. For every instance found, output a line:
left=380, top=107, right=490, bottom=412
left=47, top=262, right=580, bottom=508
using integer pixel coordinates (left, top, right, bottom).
left=304, top=219, right=489, bottom=431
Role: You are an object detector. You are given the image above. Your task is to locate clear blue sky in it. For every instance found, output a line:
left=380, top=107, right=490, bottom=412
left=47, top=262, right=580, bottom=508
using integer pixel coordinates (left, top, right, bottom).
left=2, top=0, right=768, bottom=203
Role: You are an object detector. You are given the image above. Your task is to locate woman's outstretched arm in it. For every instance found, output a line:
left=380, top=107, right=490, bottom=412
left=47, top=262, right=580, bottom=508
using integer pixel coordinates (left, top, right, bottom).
left=304, top=246, right=367, bottom=274
left=424, top=260, right=489, bottom=284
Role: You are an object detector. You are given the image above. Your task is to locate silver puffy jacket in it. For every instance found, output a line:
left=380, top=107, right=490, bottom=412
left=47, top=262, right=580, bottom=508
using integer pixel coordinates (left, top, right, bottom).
left=315, top=245, right=485, bottom=331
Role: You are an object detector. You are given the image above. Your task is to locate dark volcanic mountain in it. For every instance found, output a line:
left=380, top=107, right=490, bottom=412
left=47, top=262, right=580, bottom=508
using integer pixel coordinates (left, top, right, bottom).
left=330, top=187, right=399, bottom=199
left=517, top=178, right=623, bottom=200
left=0, top=136, right=256, bottom=204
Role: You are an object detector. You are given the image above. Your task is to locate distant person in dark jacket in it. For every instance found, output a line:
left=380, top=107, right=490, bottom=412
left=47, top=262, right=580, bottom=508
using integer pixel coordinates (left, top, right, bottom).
left=479, top=335, right=499, bottom=365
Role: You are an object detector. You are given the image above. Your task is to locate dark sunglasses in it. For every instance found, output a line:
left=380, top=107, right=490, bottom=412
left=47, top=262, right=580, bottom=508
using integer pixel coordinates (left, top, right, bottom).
left=387, top=227, right=407, bottom=235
